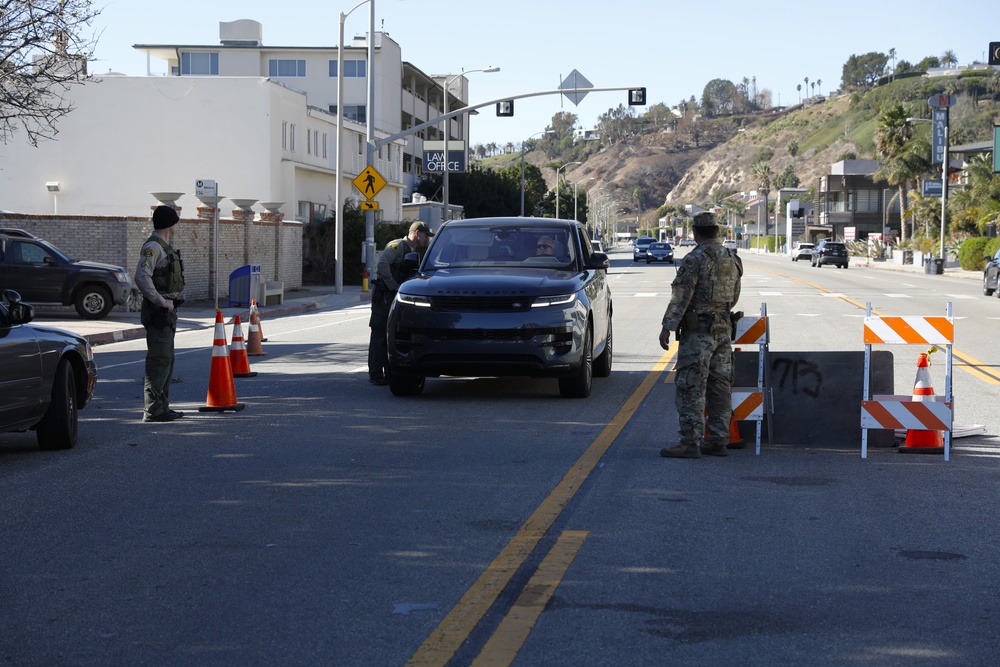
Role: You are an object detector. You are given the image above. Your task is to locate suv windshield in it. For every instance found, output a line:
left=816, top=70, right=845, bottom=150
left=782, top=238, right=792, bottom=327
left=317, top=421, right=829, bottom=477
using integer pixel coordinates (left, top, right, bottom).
left=424, top=225, right=578, bottom=270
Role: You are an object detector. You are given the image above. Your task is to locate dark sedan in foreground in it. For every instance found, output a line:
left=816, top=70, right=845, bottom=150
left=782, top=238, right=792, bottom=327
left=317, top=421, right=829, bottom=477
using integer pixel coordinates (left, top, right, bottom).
left=1, top=289, right=97, bottom=449
left=387, top=217, right=613, bottom=398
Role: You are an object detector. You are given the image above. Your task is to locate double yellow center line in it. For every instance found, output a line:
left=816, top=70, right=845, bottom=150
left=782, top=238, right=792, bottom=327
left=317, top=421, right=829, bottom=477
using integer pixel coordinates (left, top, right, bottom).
left=406, top=347, right=678, bottom=666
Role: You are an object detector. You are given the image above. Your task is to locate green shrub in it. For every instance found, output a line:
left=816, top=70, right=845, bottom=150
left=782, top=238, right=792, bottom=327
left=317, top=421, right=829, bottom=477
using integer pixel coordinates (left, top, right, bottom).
left=958, top=237, right=990, bottom=271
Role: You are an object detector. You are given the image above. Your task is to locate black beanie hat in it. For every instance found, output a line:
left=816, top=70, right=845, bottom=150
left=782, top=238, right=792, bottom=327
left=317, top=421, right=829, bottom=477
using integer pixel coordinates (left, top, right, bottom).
left=152, top=205, right=179, bottom=230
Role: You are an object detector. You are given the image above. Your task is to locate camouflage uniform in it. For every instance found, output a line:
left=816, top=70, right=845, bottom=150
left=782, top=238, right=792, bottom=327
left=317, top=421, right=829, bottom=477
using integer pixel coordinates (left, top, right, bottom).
left=367, top=237, right=415, bottom=383
left=661, top=238, right=742, bottom=456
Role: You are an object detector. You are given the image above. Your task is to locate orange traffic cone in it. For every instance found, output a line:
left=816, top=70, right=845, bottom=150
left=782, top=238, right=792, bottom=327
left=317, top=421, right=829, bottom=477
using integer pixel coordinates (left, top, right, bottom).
left=229, top=315, right=257, bottom=378
left=247, top=302, right=267, bottom=356
left=251, top=299, right=267, bottom=342
left=727, top=416, right=746, bottom=449
left=900, top=351, right=944, bottom=452
left=198, top=311, right=247, bottom=413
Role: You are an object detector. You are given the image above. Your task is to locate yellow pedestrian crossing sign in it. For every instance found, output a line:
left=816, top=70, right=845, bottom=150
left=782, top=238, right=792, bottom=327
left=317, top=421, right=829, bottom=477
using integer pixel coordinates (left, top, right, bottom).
left=360, top=200, right=379, bottom=211
left=353, top=166, right=386, bottom=199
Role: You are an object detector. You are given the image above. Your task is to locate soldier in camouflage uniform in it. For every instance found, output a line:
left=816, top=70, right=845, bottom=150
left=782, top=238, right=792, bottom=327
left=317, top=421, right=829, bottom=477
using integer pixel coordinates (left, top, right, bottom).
left=135, top=205, right=186, bottom=422
left=658, top=212, right=743, bottom=458
left=367, top=221, right=434, bottom=385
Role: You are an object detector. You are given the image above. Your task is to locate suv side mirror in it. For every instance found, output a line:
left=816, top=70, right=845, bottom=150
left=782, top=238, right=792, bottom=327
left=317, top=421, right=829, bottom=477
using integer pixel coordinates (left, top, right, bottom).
left=589, top=252, right=610, bottom=270
left=402, top=251, right=420, bottom=279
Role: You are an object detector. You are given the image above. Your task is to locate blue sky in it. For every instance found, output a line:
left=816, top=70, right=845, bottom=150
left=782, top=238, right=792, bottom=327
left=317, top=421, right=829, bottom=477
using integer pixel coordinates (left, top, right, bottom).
left=90, top=0, right=997, bottom=148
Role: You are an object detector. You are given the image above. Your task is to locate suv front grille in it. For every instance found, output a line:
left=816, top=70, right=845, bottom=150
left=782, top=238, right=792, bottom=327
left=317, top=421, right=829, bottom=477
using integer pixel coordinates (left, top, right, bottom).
left=430, top=296, right=532, bottom=312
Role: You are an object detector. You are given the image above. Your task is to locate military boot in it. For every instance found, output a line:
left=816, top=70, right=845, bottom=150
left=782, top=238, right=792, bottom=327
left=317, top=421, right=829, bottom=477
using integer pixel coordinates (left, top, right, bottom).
left=660, top=444, right=701, bottom=459
left=700, top=442, right=729, bottom=457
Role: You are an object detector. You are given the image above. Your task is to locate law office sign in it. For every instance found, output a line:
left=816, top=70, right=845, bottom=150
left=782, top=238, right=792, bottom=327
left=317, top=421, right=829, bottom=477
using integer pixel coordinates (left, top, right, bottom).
left=423, top=141, right=467, bottom=173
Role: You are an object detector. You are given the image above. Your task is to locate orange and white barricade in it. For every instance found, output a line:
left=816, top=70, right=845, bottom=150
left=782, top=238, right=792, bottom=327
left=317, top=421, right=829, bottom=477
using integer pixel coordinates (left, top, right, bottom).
left=731, top=303, right=771, bottom=456
left=860, top=302, right=954, bottom=460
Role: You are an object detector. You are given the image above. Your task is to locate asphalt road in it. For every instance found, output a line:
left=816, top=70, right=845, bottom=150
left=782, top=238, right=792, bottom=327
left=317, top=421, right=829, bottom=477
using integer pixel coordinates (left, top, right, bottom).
left=3, top=247, right=999, bottom=666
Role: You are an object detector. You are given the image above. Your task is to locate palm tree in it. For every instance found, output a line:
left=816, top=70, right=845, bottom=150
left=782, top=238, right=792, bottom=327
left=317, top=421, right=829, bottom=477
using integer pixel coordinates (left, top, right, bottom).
left=873, top=103, right=926, bottom=243
left=817, top=79, right=823, bottom=95
left=804, top=77, right=809, bottom=99
left=811, top=82, right=816, bottom=97
left=888, top=48, right=896, bottom=82
left=941, top=49, right=958, bottom=68
left=751, top=162, right=773, bottom=238
left=796, top=84, right=801, bottom=103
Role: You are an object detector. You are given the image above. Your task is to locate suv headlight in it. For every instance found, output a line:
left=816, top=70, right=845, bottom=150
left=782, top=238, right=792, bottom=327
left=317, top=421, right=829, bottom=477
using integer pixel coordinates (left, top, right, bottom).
left=532, top=293, right=577, bottom=308
left=113, top=270, right=132, bottom=284
left=397, top=293, right=431, bottom=308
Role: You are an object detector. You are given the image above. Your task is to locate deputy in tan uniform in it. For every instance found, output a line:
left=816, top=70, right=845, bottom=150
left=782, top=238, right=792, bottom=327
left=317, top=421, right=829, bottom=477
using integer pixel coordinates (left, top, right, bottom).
left=134, top=205, right=186, bottom=422
left=367, top=222, right=433, bottom=385
left=658, top=212, right=743, bottom=458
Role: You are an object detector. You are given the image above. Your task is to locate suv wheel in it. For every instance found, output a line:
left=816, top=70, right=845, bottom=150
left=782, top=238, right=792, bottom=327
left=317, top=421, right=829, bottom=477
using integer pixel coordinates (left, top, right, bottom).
left=593, top=319, right=613, bottom=378
left=388, top=370, right=425, bottom=396
left=75, top=286, right=113, bottom=319
left=559, top=327, right=593, bottom=398
left=985, top=274, right=995, bottom=297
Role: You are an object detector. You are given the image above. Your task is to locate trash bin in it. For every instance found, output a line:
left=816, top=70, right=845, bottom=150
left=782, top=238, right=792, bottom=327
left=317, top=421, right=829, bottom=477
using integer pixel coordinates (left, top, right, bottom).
left=902, top=250, right=913, bottom=265
left=228, top=264, right=261, bottom=307
left=923, top=257, right=944, bottom=275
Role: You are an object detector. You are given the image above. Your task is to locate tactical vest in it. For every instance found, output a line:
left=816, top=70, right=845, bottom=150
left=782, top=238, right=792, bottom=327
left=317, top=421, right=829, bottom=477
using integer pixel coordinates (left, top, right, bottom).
left=149, top=236, right=185, bottom=294
left=388, top=239, right=414, bottom=287
left=680, top=244, right=742, bottom=335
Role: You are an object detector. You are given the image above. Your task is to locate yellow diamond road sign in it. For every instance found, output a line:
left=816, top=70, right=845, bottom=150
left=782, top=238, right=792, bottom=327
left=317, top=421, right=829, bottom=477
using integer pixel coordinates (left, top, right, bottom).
left=360, top=200, right=379, bottom=211
left=353, top=166, right=386, bottom=199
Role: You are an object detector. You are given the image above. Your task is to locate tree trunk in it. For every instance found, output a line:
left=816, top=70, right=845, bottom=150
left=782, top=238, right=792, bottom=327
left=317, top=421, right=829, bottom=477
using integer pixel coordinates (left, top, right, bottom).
left=898, top=183, right=908, bottom=244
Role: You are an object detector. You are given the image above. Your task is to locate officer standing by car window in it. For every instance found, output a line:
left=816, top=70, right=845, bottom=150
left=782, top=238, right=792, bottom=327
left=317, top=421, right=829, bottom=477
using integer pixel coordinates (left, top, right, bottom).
left=657, top=212, right=743, bottom=458
left=135, top=205, right=186, bottom=422
left=367, top=221, right=434, bottom=385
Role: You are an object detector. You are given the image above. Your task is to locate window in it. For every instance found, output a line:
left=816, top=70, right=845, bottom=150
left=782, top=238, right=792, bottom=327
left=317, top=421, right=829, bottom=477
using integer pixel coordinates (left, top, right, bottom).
left=327, top=105, right=365, bottom=123
left=269, top=59, right=306, bottom=77
left=312, top=130, right=319, bottom=156
left=330, top=59, right=366, bottom=77
left=282, top=122, right=288, bottom=150
left=307, top=129, right=313, bottom=155
left=856, top=188, right=880, bottom=213
left=290, top=124, right=296, bottom=152
left=322, top=133, right=328, bottom=158
left=180, top=52, right=219, bottom=75
left=345, top=105, right=366, bottom=123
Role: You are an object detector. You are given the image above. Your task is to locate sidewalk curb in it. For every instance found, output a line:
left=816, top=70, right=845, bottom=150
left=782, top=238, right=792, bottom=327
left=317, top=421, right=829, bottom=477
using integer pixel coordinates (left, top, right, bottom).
left=81, top=301, right=320, bottom=346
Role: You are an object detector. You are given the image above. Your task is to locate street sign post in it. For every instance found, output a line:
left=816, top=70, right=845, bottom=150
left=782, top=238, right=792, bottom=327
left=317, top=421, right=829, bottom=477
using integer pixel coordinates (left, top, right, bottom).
left=196, top=179, right=221, bottom=308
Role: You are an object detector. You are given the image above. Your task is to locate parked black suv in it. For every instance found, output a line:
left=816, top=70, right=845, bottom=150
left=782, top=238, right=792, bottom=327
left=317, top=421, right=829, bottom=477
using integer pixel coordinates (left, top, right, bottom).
left=811, top=240, right=849, bottom=269
left=0, top=228, right=134, bottom=319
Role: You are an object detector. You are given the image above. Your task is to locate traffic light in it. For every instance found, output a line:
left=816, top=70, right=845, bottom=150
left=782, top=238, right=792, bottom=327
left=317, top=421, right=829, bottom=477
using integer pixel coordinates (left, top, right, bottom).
left=628, top=88, right=646, bottom=106
left=990, top=42, right=1000, bottom=66
left=496, top=100, right=514, bottom=117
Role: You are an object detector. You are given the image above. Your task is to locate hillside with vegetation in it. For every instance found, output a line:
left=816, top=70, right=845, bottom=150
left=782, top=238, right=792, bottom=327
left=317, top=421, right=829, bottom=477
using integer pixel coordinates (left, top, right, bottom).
left=451, top=54, right=1000, bottom=243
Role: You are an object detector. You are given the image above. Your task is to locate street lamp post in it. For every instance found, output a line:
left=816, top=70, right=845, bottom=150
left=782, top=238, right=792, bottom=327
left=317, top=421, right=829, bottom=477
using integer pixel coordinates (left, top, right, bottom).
left=442, top=66, right=499, bottom=222
left=555, top=161, right=581, bottom=219
left=520, top=130, right=554, bottom=216
left=334, top=0, right=371, bottom=294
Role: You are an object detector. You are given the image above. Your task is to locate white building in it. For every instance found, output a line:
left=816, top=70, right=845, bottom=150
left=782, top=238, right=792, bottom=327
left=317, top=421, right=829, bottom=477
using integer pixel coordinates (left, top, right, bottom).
left=1, top=19, right=479, bottom=223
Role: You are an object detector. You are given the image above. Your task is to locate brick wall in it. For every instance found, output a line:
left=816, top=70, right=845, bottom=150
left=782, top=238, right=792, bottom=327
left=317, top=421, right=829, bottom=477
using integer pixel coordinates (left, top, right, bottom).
left=0, top=213, right=303, bottom=301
